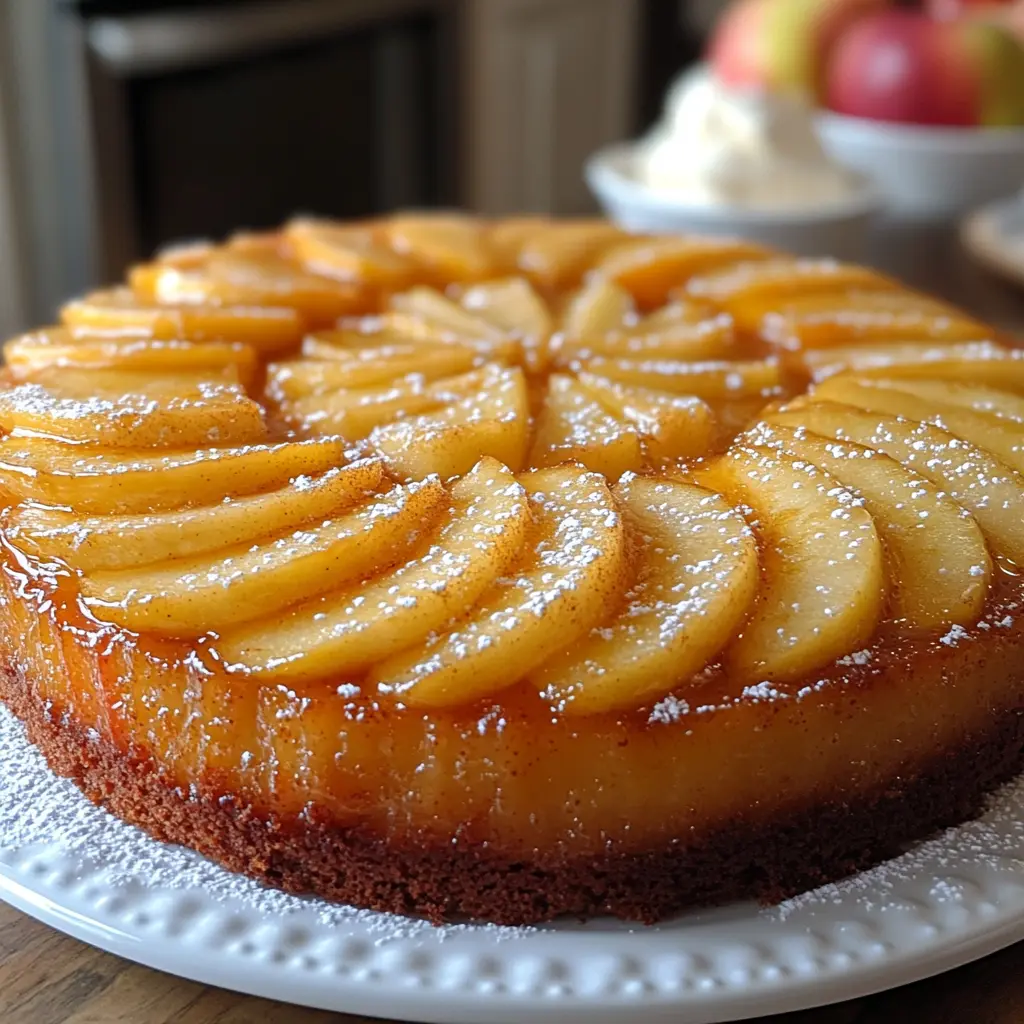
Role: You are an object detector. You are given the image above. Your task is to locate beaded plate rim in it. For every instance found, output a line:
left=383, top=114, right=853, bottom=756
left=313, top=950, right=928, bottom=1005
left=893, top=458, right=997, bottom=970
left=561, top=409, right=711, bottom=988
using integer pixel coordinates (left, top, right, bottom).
left=2, top=701, right=1024, bottom=1024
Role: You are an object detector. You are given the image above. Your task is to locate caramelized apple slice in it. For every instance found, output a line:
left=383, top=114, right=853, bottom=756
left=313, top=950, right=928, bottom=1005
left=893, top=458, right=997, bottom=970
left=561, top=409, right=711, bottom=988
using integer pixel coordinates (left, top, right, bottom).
left=61, top=287, right=304, bottom=353
left=373, top=464, right=628, bottom=707
left=266, top=345, right=480, bottom=400
left=0, top=368, right=266, bottom=448
left=216, top=457, right=530, bottom=679
left=561, top=278, right=635, bottom=340
left=83, top=476, right=447, bottom=635
left=685, top=259, right=896, bottom=331
left=513, top=220, right=624, bottom=289
left=460, top=277, right=553, bottom=371
left=5, top=328, right=258, bottom=385
left=577, top=372, right=717, bottom=461
left=800, top=341, right=1024, bottom=387
left=388, top=286, right=506, bottom=339
left=555, top=314, right=735, bottom=363
left=594, top=236, right=773, bottom=308
left=284, top=218, right=417, bottom=288
left=583, top=356, right=782, bottom=400
left=130, top=250, right=367, bottom=325
left=760, top=425, right=991, bottom=631
left=0, top=436, right=347, bottom=514
left=7, top=459, right=383, bottom=572
left=384, top=213, right=495, bottom=280
left=486, top=217, right=552, bottom=269
left=771, top=400, right=1024, bottom=563
left=698, top=446, right=885, bottom=682
left=282, top=367, right=492, bottom=439
left=460, top=277, right=552, bottom=337
left=874, top=379, right=1024, bottom=424
left=530, top=374, right=642, bottom=479
left=371, top=367, right=530, bottom=479
left=812, top=375, right=1024, bottom=473
left=533, top=476, right=759, bottom=714
left=761, top=289, right=988, bottom=350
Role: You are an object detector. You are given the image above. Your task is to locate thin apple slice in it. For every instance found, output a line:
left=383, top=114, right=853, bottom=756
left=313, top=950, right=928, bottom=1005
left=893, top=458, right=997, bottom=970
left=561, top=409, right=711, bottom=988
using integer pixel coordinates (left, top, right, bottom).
left=554, top=314, right=735, bottom=363
left=759, top=424, right=991, bottom=632
left=282, top=367, right=493, bottom=439
left=529, top=374, right=643, bottom=479
left=760, top=289, right=989, bottom=351
left=576, top=372, right=717, bottom=461
left=800, top=341, right=1024, bottom=387
left=372, top=464, right=629, bottom=707
left=582, top=355, right=783, bottom=400
left=130, top=250, right=368, bottom=325
left=560, top=278, right=635, bottom=340
left=533, top=476, right=759, bottom=714
left=371, top=366, right=530, bottom=479
left=486, top=217, right=552, bottom=268
left=388, top=287, right=506, bottom=340
left=812, top=375, right=1024, bottom=473
left=7, top=459, right=384, bottom=572
left=5, top=328, right=258, bottom=385
left=594, top=236, right=774, bottom=308
left=513, top=220, right=624, bottom=290
left=61, top=287, right=304, bottom=353
left=872, top=378, right=1024, bottom=425
left=697, top=445, right=885, bottom=682
left=284, top=217, right=418, bottom=288
left=266, top=345, right=480, bottom=400
left=685, top=259, right=896, bottom=331
left=83, top=475, right=447, bottom=635
left=0, top=368, right=266, bottom=448
left=0, top=436, right=348, bottom=514
left=770, top=400, right=1024, bottom=564
left=384, top=213, right=495, bottom=280
left=282, top=387, right=440, bottom=440
left=301, top=319, right=514, bottom=364
left=459, top=277, right=553, bottom=371
left=216, top=457, right=531, bottom=680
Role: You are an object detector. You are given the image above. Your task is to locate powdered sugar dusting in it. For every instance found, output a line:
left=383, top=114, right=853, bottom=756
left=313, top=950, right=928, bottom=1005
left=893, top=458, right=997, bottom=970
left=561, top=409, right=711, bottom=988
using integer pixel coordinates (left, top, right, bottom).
left=0, top=704, right=532, bottom=943
left=773, top=773, right=1024, bottom=920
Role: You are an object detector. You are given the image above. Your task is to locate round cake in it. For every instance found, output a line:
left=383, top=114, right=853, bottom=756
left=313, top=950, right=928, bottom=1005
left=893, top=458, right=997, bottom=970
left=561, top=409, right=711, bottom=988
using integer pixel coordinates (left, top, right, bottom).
left=2, top=214, right=1023, bottom=925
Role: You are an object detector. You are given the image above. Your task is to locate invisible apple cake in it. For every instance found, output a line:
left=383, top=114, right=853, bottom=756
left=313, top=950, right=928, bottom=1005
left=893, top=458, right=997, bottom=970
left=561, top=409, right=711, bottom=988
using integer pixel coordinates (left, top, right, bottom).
left=2, top=214, right=1023, bottom=924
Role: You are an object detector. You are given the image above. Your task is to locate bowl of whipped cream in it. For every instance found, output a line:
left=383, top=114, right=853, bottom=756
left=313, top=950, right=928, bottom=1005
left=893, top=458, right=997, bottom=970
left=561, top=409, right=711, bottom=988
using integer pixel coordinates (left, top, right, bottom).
left=586, top=69, right=881, bottom=260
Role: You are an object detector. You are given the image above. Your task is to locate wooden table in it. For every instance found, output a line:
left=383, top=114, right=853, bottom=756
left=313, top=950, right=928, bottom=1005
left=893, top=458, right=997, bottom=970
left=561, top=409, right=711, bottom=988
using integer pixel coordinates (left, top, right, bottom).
left=3, top=224, right=1024, bottom=1023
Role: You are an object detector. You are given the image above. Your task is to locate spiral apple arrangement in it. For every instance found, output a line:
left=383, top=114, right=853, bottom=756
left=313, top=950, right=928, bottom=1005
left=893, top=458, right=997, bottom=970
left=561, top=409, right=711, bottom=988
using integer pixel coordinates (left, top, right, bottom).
left=709, top=0, right=1024, bottom=127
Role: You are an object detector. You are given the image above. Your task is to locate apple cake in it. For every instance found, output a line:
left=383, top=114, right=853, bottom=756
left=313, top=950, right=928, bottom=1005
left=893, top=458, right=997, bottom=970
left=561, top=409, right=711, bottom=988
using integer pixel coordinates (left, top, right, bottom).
left=1, top=214, right=1023, bottom=925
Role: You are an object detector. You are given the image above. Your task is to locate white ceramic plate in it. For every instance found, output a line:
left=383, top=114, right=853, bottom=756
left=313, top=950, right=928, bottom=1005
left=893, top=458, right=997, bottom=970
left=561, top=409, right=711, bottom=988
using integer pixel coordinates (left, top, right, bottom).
left=2, top=702, right=1023, bottom=1024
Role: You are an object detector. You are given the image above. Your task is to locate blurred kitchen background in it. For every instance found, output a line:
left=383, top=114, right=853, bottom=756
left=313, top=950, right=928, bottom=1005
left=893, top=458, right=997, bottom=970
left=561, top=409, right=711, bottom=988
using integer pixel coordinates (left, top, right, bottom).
left=0, top=0, right=721, bottom=336
left=1, top=0, right=1023, bottom=340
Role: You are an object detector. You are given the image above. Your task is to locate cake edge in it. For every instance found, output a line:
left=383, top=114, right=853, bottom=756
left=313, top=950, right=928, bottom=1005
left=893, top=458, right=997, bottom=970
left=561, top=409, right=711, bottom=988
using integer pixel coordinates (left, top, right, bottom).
left=4, top=660, right=1024, bottom=926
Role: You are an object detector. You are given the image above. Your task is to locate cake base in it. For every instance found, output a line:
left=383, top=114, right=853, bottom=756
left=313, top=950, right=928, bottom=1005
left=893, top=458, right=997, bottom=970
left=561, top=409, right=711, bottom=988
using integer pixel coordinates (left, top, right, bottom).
left=4, top=661, right=1023, bottom=926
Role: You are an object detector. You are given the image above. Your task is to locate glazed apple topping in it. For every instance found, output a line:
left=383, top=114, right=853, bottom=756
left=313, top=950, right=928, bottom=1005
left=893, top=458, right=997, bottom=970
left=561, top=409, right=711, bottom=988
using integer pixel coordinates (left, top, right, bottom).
left=2, top=213, right=1022, bottom=717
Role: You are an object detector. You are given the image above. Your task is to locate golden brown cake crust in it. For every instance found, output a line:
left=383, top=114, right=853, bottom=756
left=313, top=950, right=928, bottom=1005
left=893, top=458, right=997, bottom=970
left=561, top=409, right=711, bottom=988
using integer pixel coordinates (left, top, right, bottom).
left=5, top=659, right=1022, bottom=926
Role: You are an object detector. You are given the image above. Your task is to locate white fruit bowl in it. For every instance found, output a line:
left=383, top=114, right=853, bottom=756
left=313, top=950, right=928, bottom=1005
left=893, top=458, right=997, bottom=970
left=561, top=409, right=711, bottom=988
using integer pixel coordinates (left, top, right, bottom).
left=585, top=143, right=882, bottom=261
left=817, top=112, right=1024, bottom=220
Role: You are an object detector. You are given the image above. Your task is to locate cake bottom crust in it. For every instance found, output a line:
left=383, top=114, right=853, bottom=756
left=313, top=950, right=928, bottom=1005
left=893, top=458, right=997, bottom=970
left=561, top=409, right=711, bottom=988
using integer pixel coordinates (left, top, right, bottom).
left=3, top=662, right=1024, bottom=926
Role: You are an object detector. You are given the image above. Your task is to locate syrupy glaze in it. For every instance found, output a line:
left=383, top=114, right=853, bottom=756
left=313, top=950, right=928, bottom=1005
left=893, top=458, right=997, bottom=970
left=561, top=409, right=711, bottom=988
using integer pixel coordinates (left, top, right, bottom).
left=2, top=214, right=1024, bottom=861
left=5, top=530, right=1024, bottom=858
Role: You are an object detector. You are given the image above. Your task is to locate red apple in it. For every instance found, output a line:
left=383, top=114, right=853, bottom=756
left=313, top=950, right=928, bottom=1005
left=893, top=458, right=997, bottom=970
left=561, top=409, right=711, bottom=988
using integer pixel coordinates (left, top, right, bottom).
left=928, top=0, right=1015, bottom=20
left=826, top=9, right=1024, bottom=125
left=927, top=0, right=1024, bottom=44
left=709, top=0, right=889, bottom=102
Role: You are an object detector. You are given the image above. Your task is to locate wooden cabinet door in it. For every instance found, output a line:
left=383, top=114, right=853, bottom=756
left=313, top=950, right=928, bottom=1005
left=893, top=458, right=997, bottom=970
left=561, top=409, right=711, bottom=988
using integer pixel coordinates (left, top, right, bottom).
left=463, top=0, right=640, bottom=215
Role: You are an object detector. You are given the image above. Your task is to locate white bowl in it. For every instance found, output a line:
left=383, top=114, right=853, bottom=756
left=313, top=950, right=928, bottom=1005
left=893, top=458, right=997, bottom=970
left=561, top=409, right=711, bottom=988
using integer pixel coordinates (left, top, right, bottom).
left=817, top=112, right=1024, bottom=220
left=585, top=143, right=882, bottom=261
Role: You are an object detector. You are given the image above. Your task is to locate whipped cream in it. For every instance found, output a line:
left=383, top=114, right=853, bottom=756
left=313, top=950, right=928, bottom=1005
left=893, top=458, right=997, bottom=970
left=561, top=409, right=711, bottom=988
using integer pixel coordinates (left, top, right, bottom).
left=637, top=69, right=857, bottom=210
